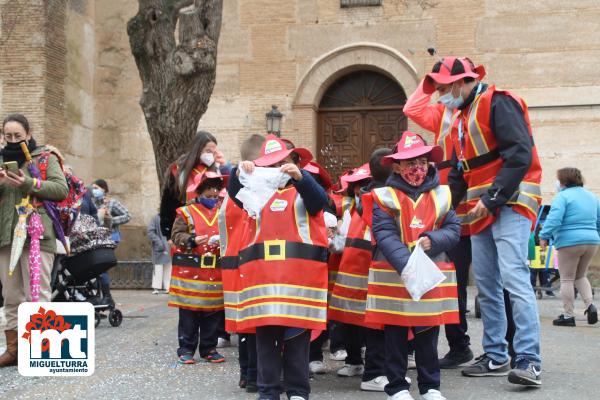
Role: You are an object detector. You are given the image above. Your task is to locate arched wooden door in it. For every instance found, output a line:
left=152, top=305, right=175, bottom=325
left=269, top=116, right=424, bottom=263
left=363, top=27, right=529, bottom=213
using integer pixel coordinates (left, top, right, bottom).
left=317, top=70, right=407, bottom=179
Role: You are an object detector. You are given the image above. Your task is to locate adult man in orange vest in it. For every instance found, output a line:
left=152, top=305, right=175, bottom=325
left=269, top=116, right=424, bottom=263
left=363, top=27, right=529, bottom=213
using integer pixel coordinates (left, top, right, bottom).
left=421, top=57, right=543, bottom=387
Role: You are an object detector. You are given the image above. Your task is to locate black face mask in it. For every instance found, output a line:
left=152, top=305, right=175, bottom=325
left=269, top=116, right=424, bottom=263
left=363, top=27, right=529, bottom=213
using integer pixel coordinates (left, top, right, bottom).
left=1, top=138, right=37, bottom=166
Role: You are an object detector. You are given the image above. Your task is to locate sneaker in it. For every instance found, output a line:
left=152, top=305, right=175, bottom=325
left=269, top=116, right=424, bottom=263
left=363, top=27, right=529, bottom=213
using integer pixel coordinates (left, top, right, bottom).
left=438, top=347, right=474, bottom=369
left=239, top=376, right=247, bottom=388
left=202, top=351, right=225, bottom=363
left=178, top=354, right=195, bottom=364
left=330, top=349, right=347, bottom=361
left=421, top=389, right=446, bottom=400
left=152, top=289, right=160, bottom=294
left=507, top=359, right=542, bottom=386
left=360, top=375, right=388, bottom=392
left=361, top=346, right=366, bottom=359
left=388, top=390, right=415, bottom=400
left=245, top=381, right=258, bottom=393
left=309, top=360, right=326, bottom=375
left=461, top=354, right=510, bottom=377
left=407, top=353, right=416, bottom=370
left=337, top=364, right=364, bottom=377
left=289, top=397, right=307, bottom=400
left=553, top=314, right=576, bottom=327
left=585, top=304, right=598, bottom=325
left=217, top=337, right=231, bottom=348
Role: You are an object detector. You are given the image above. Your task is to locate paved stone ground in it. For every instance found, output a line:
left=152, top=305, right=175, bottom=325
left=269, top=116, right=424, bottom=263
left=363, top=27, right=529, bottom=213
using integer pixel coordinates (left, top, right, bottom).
left=1, top=288, right=599, bottom=400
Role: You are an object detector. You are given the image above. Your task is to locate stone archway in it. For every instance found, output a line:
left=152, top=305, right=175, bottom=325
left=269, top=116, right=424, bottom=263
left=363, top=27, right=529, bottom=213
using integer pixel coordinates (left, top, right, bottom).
left=290, top=43, right=419, bottom=160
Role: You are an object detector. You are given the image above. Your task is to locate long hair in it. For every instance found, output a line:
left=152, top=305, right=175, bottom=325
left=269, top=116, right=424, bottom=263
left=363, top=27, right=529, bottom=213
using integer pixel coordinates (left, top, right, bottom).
left=176, top=131, right=217, bottom=201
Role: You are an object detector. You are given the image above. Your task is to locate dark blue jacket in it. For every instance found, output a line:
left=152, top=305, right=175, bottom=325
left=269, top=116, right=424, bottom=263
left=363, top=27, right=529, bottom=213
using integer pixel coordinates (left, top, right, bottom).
left=372, top=167, right=461, bottom=275
left=80, top=189, right=99, bottom=224
left=228, top=167, right=328, bottom=216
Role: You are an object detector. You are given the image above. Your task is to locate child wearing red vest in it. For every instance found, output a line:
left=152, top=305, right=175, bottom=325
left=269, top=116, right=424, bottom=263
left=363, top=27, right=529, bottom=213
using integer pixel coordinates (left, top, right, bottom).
left=169, top=173, right=226, bottom=365
left=364, top=132, right=460, bottom=400
left=228, top=135, right=329, bottom=400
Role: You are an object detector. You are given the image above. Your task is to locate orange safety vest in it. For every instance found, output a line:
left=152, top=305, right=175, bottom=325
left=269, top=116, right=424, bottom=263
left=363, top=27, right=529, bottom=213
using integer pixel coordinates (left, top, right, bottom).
left=363, top=185, right=459, bottom=327
left=332, top=194, right=356, bottom=218
left=435, top=106, right=470, bottom=236
left=451, top=86, right=542, bottom=235
left=233, top=187, right=329, bottom=331
left=329, top=209, right=381, bottom=329
left=218, top=194, right=250, bottom=332
left=168, top=203, right=223, bottom=312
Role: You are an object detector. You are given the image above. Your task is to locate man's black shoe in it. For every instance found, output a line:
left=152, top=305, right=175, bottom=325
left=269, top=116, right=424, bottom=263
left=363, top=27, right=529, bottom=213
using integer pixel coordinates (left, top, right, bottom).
left=553, top=314, right=575, bottom=327
left=439, top=347, right=474, bottom=369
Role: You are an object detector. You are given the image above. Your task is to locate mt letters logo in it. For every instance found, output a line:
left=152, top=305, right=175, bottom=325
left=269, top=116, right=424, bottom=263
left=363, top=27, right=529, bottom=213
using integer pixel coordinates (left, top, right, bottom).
left=18, top=302, right=95, bottom=376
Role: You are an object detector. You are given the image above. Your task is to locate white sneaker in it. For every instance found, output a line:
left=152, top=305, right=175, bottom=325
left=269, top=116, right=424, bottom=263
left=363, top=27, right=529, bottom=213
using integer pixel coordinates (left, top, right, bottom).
left=330, top=349, right=347, bottom=361
left=309, top=360, right=326, bottom=375
left=408, top=353, right=416, bottom=369
left=421, top=389, right=446, bottom=400
left=360, top=375, right=388, bottom=391
left=361, top=346, right=366, bottom=359
left=388, top=390, right=415, bottom=400
left=337, top=364, right=364, bottom=377
left=216, top=337, right=231, bottom=348
left=289, top=397, right=307, bottom=400
left=152, top=289, right=160, bottom=294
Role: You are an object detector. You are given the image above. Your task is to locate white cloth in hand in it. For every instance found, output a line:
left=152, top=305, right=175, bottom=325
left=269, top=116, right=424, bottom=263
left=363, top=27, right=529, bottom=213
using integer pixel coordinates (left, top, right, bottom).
left=237, top=166, right=290, bottom=218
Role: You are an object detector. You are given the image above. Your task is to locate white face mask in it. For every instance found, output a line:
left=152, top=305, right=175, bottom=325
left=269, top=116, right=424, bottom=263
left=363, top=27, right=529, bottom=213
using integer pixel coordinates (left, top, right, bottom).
left=555, top=180, right=564, bottom=192
left=438, top=83, right=464, bottom=110
left=200, top=152, right=215, bottom=167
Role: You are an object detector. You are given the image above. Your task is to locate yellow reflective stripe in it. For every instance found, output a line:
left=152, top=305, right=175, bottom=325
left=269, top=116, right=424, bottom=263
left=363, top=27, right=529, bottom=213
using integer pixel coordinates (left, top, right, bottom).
left=190, top=204, right=219, bottom=227
left=239, top=283, right=327, bottom=294
left=180, top=206, right=195, bottom=235
left=171, top=276, right=221, bottom=286
left=294, top=193, right=313, bottom=245
left=329, top=305, right=364, bottom=315
left=169, top=301, right=224, bottom=309
left=368, top=294, right=457, bottom=302
left=170, top=292, right=223, bottom=300
left=364, top=225, right=372, bottom=241
left=467, top=94, right=489, bottom=156
left=342, top=197, right=355, bottom=215
left=237, top=314, right=325, bottom=323
left=170, top=284, right=222, bottom=294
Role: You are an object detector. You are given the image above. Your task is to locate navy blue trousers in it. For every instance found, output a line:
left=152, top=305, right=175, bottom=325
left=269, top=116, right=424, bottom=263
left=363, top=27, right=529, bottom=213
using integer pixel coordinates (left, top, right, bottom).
left=256, top=326, right=310, bottom=400
left=239, top=333, right=258, bottom=383
left=177, top=308, right=222, bottom=357
left=384, top=325, right=440, bottom=396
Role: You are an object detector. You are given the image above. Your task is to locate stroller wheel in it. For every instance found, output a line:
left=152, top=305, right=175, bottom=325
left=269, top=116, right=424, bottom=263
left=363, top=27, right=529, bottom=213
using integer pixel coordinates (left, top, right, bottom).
left=95, top=312, right=101, bottom=328
left=109, top=309, right=123, bottom=327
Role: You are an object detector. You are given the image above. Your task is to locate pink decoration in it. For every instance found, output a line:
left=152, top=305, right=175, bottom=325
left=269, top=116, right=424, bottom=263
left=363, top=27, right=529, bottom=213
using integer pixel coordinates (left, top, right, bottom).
left=27, top=212, right=45, bottom=302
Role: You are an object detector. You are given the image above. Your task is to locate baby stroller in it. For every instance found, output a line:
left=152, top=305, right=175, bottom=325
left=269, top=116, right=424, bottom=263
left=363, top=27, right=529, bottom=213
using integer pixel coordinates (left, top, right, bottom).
left=51, top=215, right=122, bottom=328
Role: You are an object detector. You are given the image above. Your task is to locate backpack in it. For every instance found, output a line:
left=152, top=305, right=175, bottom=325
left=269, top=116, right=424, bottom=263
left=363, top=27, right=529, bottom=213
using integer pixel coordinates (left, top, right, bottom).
left=37, top=151, right=87, bottom=236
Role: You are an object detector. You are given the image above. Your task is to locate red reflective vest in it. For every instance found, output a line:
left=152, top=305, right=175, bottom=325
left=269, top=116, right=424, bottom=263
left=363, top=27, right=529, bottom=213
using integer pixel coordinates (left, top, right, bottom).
left=168, top=203, right=223, bottom=312
left=363, top=185, right=459, bottom=327
left=234, top=187, right=329, bottom=331
left=329, top=209, right=382, bottom=329
left=331, top=194, right=356, bottom=218
left=218, top=194, right=251, bottom=332
left=451, top=86, right=542, bottom=235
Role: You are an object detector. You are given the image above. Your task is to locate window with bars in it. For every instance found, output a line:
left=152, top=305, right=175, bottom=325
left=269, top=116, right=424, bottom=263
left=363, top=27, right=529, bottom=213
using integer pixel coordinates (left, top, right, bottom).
left=341, top=0, right=382, bottom=8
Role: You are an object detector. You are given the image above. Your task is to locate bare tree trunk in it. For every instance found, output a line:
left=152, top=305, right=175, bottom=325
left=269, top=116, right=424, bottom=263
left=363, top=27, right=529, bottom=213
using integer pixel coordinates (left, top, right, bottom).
left=127, top=0, right=223, bottom=189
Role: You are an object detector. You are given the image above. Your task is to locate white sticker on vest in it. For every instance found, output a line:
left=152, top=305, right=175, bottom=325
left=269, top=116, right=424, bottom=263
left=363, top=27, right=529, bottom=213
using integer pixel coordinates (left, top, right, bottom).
left=270, top=199, right=288, bottom=212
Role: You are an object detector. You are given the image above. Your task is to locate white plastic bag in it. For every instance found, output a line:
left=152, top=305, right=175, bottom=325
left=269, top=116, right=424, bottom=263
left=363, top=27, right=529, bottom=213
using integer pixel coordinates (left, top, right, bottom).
left=400, top=238, right=446, bottom=301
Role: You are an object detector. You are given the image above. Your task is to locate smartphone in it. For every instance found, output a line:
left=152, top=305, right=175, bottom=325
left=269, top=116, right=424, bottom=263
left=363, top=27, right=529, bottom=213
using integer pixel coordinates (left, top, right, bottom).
left=2, top=161, right=18, bottom=174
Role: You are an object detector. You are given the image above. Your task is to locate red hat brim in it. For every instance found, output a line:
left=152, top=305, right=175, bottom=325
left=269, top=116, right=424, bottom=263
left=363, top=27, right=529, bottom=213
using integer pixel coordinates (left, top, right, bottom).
left=188, top=171, right=228, bottom=193
left=382, top=145, right=444, bottom=165
left=254, top=147, right=313, bottom=168
left=303, top=162, right=332, bottom=189
left=423, top=63, right=486, bottom=95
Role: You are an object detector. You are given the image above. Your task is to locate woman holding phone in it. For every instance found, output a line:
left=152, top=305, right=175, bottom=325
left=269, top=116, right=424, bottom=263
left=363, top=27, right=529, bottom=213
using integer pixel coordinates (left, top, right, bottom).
left=0, top=113, right=68, bottom=367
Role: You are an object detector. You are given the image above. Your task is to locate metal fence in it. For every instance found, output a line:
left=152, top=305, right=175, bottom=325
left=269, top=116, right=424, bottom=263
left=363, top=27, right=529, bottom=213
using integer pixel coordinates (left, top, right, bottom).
left=108, top=260, right=155, bottom=289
